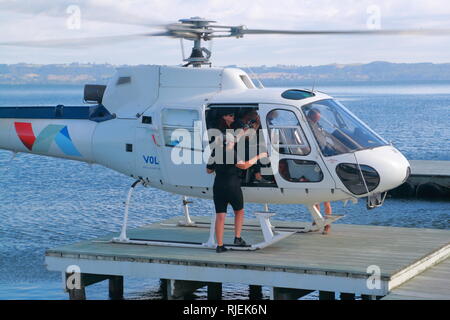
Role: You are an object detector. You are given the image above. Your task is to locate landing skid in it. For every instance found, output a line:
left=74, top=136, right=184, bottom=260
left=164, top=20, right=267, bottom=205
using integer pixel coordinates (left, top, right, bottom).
left=112, top=230, right=294, bottom=251
left=112, top=209, right=295, bottom=251
left=110, top=180, right=342, bottom=251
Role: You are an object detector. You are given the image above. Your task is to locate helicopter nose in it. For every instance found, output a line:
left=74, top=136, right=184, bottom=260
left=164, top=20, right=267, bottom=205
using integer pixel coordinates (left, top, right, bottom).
left=336, top=146, right=410, bottom=196
left=370, top=147, right=410, bottom=193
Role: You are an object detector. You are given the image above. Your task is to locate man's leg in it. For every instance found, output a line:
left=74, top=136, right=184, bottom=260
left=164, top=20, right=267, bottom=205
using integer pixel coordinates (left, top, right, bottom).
left=215, top=213, right=226, bottom=246
left=323, top=202, right=332, bottom=234
left=234, top=209, right=245, bottom=238
left=324, top=202, right=332, bottom=215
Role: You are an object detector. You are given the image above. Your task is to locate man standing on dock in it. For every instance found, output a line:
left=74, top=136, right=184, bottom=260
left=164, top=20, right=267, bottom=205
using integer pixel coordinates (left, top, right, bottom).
left=207, top=109, right=268, bottom=252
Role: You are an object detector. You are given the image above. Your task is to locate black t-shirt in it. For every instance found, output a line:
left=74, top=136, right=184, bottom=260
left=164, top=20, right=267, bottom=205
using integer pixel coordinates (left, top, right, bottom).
left=207, top=132, right=243, bottom=183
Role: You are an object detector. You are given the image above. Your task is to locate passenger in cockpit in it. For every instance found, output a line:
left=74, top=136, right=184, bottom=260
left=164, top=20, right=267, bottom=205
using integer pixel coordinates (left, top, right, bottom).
left=307, top=109, right=327, bottom=150
left=307, top=108, right=346, bottom=157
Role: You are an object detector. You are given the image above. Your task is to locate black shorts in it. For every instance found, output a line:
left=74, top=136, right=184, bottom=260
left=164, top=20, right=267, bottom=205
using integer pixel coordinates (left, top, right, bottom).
left=213, top=182, right=244, bottom=213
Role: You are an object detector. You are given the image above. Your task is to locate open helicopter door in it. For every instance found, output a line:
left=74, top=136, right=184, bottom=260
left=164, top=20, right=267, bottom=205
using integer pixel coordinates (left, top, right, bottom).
left=258, top=104, right=342, bottom=230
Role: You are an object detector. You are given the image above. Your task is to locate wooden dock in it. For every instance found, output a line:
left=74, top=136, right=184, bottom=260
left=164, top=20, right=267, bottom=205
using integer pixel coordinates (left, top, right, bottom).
left=45, top=216, right=450, bottom=300
left=409, top=160, right=450, bottom=179
left=383, top=258, right=450, bottom=300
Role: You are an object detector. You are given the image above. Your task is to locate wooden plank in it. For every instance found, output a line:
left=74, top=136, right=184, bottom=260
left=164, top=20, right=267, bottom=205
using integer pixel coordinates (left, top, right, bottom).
left=409, top=160, right=450, bottom=177
left=383, top=258, right=450, bottom=300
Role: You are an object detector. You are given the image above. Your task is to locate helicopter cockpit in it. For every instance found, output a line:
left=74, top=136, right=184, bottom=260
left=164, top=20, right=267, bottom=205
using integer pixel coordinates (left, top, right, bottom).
left=302, top=99, right=388, bottom=157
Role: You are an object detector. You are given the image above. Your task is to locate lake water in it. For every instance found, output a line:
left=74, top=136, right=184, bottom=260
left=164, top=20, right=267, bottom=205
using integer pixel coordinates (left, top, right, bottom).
left=0, top=82, right=449, bottom=300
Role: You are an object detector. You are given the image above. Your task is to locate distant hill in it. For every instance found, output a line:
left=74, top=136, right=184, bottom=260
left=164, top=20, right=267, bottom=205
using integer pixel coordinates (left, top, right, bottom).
left=1, top=61, right=450, bottom=85
left=0, top=63, right=116, bottom=85
left=243, top=62, right=450, bottom=86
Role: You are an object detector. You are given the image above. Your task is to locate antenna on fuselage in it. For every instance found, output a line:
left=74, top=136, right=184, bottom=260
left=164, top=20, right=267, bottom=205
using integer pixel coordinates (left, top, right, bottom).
left=244, top=65, right=265, bottom=89
left=180, top=39, right=186, bottom=62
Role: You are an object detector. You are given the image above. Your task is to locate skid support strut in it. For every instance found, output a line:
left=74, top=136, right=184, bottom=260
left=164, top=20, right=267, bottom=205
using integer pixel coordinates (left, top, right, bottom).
left=113, top=179, right=144, bottom=243
left=306, top=204, right=344, bottom=232
left=179, top=196, right=196, bottom=226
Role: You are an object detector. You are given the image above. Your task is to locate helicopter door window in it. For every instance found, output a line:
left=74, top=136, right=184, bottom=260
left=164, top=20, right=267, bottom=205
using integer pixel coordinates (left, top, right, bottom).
left=266, top=109, right=311, bottom=156
left=278, top=159, right=323, bottom=183
left=162, top=109, right=201, bottom=150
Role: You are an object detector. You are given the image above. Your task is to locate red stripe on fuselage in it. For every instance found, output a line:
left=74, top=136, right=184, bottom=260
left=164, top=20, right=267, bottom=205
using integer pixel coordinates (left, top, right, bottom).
left=15, top=122, right=36, bottom=150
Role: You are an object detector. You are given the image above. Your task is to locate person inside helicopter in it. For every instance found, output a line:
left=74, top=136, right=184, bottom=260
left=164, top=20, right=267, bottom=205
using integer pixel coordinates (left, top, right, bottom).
left=206, top=108, right=268, bottom=253
left=306, top=108, right=347, bottom=157
left=206, top=107, right=275, bottom=186
left=278, top=159, right=323, bottom=183
left=237, top=110, right=274, bottom=185
left=278, top=159, right=295, bottom=182
left=303, top=100, right=388, bottom=157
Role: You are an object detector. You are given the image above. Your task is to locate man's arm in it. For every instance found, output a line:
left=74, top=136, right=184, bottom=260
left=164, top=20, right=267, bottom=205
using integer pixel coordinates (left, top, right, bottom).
left=236, top=152, right=268, bottom=170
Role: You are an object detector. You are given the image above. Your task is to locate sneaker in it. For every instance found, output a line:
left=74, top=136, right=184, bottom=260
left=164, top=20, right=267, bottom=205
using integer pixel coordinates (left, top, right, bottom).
left=259, top=177, right=273, bottom=184
left=322, top=225, right=331, bottom=235
left=234, top=237, right=247, bottom=246
left=216, top=245, right=228, bottom=253
left=254, top=177, right=273, bottom=184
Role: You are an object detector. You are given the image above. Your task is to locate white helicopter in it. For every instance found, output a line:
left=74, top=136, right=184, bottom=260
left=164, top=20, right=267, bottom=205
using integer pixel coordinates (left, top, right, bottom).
left=2, top=16, right=436, bottom=251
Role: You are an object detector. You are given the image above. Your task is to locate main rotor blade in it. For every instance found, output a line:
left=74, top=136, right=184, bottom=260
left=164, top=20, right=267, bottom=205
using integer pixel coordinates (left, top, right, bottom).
left=236, top=28, right=450, bottom=36
left=0, top=32, right=166, bottom=48
left=0, top=4, right=166, bottom=29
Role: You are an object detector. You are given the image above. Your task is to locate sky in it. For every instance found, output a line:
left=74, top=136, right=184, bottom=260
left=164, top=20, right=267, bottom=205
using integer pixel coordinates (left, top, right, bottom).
left=0, top=0, right=450, bottom=66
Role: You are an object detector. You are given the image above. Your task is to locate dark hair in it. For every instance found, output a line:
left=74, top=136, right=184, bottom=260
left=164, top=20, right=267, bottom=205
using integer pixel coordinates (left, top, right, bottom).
left=248, top=111, right=260, bottom=127
left=307, top=108, right=321, bottom=121
left=217, top=114, right=234, bottom=131
left=217, top=117, right=227, bottom=131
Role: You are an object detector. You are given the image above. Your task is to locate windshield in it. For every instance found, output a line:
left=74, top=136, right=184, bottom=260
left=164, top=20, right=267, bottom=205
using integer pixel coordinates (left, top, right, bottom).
left=302, top=99, right=388, bottom=157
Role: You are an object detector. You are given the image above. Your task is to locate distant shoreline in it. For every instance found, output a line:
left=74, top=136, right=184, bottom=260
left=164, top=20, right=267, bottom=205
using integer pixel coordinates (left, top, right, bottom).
left=2, top=79, right=450, bottom=87
left=2, top=61, right=450, bottom=85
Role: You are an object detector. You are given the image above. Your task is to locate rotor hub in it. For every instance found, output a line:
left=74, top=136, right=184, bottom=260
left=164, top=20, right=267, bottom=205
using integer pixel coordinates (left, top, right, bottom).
left=171, top=17, right=216, bottom=67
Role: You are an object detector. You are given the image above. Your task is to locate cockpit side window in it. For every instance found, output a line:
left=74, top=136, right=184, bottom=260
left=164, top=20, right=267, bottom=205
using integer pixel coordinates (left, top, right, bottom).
left=302, top=99, right=387, bottom=157
left=266, top=109, right=311, bottom=156
left=278, top=159, right=323, bottom=183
